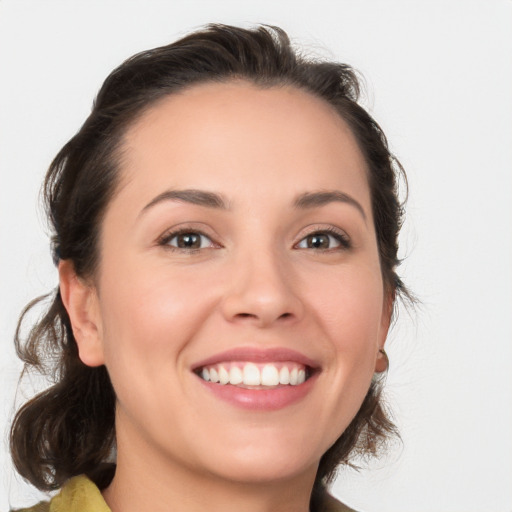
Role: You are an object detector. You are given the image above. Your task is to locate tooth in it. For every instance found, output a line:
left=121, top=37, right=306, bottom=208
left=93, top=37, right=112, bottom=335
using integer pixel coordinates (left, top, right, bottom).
left=209, top=367, right=219, bottom=383
left=243, top=363, right=261, bottom=386
left=229, top=366, right=243, bottom=385
left=204, top=362, right=306, bottom=387
left=218, top=365, right=229, bottom=385
left=261, top=364, right=279, bottom=386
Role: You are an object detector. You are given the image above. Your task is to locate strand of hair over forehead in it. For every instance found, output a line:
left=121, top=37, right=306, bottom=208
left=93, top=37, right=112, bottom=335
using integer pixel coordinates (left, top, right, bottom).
left=93, top=24, right=361, bottom=113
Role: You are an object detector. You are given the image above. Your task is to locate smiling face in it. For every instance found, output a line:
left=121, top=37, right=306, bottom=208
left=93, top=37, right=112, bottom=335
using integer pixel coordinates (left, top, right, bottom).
left=65, top=82, right=391, bottom=487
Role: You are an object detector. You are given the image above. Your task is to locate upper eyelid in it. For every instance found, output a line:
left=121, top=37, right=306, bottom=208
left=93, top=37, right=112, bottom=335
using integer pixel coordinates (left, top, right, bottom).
left=294, top=224, right=350, bottom=241
left=157, top=223, right=218, bottom=241
left=161, top=230, right=212, bottom=243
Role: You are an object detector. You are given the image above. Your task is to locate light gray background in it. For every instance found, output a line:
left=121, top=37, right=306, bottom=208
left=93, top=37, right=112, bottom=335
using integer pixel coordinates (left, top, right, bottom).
left=1, top=1, right=511, bottom=511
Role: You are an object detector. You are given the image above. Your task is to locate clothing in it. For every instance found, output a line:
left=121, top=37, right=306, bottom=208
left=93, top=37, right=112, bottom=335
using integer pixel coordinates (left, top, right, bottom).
left=13, top=476, right=110, bottom=512
left=13, top=474, right=356, bottom=512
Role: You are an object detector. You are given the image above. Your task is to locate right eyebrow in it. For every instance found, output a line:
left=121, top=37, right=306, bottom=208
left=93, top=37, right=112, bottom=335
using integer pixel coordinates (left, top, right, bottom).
left=138, top=189, right=229, bottom=219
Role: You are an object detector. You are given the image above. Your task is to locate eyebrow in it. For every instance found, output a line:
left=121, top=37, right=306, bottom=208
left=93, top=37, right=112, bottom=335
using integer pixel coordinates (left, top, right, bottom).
left=140, top=189, right=229, bottom=216
left=139, top=188, right=366, bottom=221
left=293, top=190, right=367, bottom=221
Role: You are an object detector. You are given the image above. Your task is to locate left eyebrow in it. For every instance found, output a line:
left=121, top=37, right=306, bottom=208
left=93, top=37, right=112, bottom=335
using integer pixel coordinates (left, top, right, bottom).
left=293, top=190, right=367, bottom=222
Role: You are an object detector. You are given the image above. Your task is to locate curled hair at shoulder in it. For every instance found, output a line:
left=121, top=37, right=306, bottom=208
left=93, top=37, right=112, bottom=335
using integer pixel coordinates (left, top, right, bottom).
left=11, top=292, right=115, bottom=490
left=11, top=23, right=410, bottom=495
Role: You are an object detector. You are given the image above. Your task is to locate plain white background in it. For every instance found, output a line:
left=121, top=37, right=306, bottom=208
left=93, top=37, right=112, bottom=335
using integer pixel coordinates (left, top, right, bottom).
left=1, top=1, right=511, bottom=511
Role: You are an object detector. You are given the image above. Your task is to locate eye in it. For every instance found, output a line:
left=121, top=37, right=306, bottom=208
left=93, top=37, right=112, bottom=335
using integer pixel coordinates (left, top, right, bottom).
left=296, top=229, right=350, bottom=250
left=159, top=230, right=216, bottom=251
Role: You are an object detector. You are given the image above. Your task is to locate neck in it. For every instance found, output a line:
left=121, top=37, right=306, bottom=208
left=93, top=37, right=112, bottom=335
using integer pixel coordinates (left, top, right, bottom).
left=103, top=422, right=317, bottom=512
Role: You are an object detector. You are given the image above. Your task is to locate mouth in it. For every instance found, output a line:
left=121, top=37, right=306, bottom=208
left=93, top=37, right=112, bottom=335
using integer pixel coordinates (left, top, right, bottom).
left=195, top=361, right=312, bottom=388
left=191, top=348, right=320, bottom=409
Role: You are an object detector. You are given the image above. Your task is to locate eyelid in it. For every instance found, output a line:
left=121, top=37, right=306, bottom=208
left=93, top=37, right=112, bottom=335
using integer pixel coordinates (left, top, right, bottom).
left=156, top=223, right=222, bottom=251
left=293, top=225, right=351, bottom=250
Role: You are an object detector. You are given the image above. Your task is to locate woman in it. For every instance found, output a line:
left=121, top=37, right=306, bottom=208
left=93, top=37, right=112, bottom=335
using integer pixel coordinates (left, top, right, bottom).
left=10, top=24, right=409, bottom=512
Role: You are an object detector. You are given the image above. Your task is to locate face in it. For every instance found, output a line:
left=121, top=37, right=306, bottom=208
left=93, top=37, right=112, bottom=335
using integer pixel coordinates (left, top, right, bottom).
left=69, top=82, right=391, bottom=485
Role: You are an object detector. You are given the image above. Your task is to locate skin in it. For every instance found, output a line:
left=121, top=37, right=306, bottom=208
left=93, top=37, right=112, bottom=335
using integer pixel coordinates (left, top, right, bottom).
left=60, top=82, right=391, bottom=512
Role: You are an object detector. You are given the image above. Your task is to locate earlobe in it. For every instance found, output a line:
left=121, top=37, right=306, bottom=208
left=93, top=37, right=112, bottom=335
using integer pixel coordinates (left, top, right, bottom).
left=58, top=260, right=105, bottom=367
left=374, top=348, right=389, bottom=373
left=375, top=290, right=394, bottom=373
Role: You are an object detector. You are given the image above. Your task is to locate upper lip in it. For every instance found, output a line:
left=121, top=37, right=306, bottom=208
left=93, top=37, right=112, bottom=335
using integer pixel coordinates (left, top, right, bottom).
left=191, top=347, right=320, bottom=371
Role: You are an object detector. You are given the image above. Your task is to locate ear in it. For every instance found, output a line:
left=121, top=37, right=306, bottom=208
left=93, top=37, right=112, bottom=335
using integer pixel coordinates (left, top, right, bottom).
left=374, top=289, right=394, bottom=373
left=59, top=260, right=105, bottom=367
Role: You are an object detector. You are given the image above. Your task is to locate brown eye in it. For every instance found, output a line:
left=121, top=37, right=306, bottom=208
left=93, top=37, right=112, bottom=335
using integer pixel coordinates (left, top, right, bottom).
left=165, top=232, right=213, bottom=250
left=305, top=234, right=331, bottom=249
left=296, top=231, right=349, bottom=250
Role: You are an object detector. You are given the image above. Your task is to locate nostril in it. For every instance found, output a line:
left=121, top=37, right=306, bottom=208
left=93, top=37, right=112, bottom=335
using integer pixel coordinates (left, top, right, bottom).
left=236, top=312, right=293, bottom=320
left=232, top=311, right=294, bottom=325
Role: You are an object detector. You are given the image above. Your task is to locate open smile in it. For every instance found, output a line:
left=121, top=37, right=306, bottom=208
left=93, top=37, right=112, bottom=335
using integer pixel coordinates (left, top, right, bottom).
left=192, top=348, right=320, bottom=410
left=197, top=361, right=310, bottom=387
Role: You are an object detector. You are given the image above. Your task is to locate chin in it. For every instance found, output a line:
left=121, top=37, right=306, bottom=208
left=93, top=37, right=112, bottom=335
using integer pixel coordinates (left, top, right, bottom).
left=191, top=431, right=326, bottom=485
left=208, top=454, right=318, bottom=485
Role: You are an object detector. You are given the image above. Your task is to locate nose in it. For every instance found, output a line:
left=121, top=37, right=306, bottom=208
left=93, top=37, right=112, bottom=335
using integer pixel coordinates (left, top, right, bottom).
left=220, top=249, right=304, bottom=328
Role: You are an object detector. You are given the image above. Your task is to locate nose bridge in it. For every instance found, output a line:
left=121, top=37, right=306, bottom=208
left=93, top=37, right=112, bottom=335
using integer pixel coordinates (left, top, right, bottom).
left=222, top=242, right=302, bottom=326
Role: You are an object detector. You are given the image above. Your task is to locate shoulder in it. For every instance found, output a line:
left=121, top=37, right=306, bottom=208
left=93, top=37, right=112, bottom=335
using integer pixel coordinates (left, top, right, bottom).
left=10, top=475, right=111, bottom=512
left=322, top=491, right=359, bottom=512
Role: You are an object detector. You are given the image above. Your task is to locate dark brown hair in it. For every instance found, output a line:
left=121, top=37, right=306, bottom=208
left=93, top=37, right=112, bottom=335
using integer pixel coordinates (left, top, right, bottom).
left=11, top=24, right=408, bottom=505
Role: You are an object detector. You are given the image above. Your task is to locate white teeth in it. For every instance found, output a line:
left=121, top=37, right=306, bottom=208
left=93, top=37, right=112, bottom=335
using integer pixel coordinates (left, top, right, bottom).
left=229, top=366, right=243, bottom=385
left=261, top=364, right=280, bottom=386
left=218, top=365, right=230, bottom=385
left=199, top=362, right=310, bottom=387
left=243, top=363, right=261, bottom=386
left=279, top=366, right=290, bottom=385
left=209, top=367, right=219, bottom=383
left=290, top=367, right=298, bottom=385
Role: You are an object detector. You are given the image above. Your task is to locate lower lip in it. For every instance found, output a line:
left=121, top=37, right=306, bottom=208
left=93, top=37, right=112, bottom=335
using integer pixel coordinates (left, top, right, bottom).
left=196, top=373, right=318, bottom=411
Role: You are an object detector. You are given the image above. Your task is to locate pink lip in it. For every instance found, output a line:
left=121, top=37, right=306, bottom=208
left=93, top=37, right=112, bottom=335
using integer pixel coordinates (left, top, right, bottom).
left=192, top=347, right=320, bottom=371
left=196, top=373, right=319, bottom=411
left=192, top=347, right=321, bottom=411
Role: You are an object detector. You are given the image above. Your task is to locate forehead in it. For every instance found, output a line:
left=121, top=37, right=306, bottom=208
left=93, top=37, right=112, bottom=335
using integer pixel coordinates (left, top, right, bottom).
left=118, top=81, right=370, bottom=208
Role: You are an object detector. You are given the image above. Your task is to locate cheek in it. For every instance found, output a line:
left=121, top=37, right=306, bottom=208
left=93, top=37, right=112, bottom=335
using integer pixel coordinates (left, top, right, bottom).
left=95, top=260, right=214, bottom=390
left=309, top=264, right=385, bottom=345
left=307, top=265, right=384, bottom=396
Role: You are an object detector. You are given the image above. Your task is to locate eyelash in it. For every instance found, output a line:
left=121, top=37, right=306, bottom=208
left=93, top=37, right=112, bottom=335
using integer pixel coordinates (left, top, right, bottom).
left=294, top=226, right=351, bottom=251
left=158, top=228, right=218, bottom=253
left=157, top=226, right=351, bottom=253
